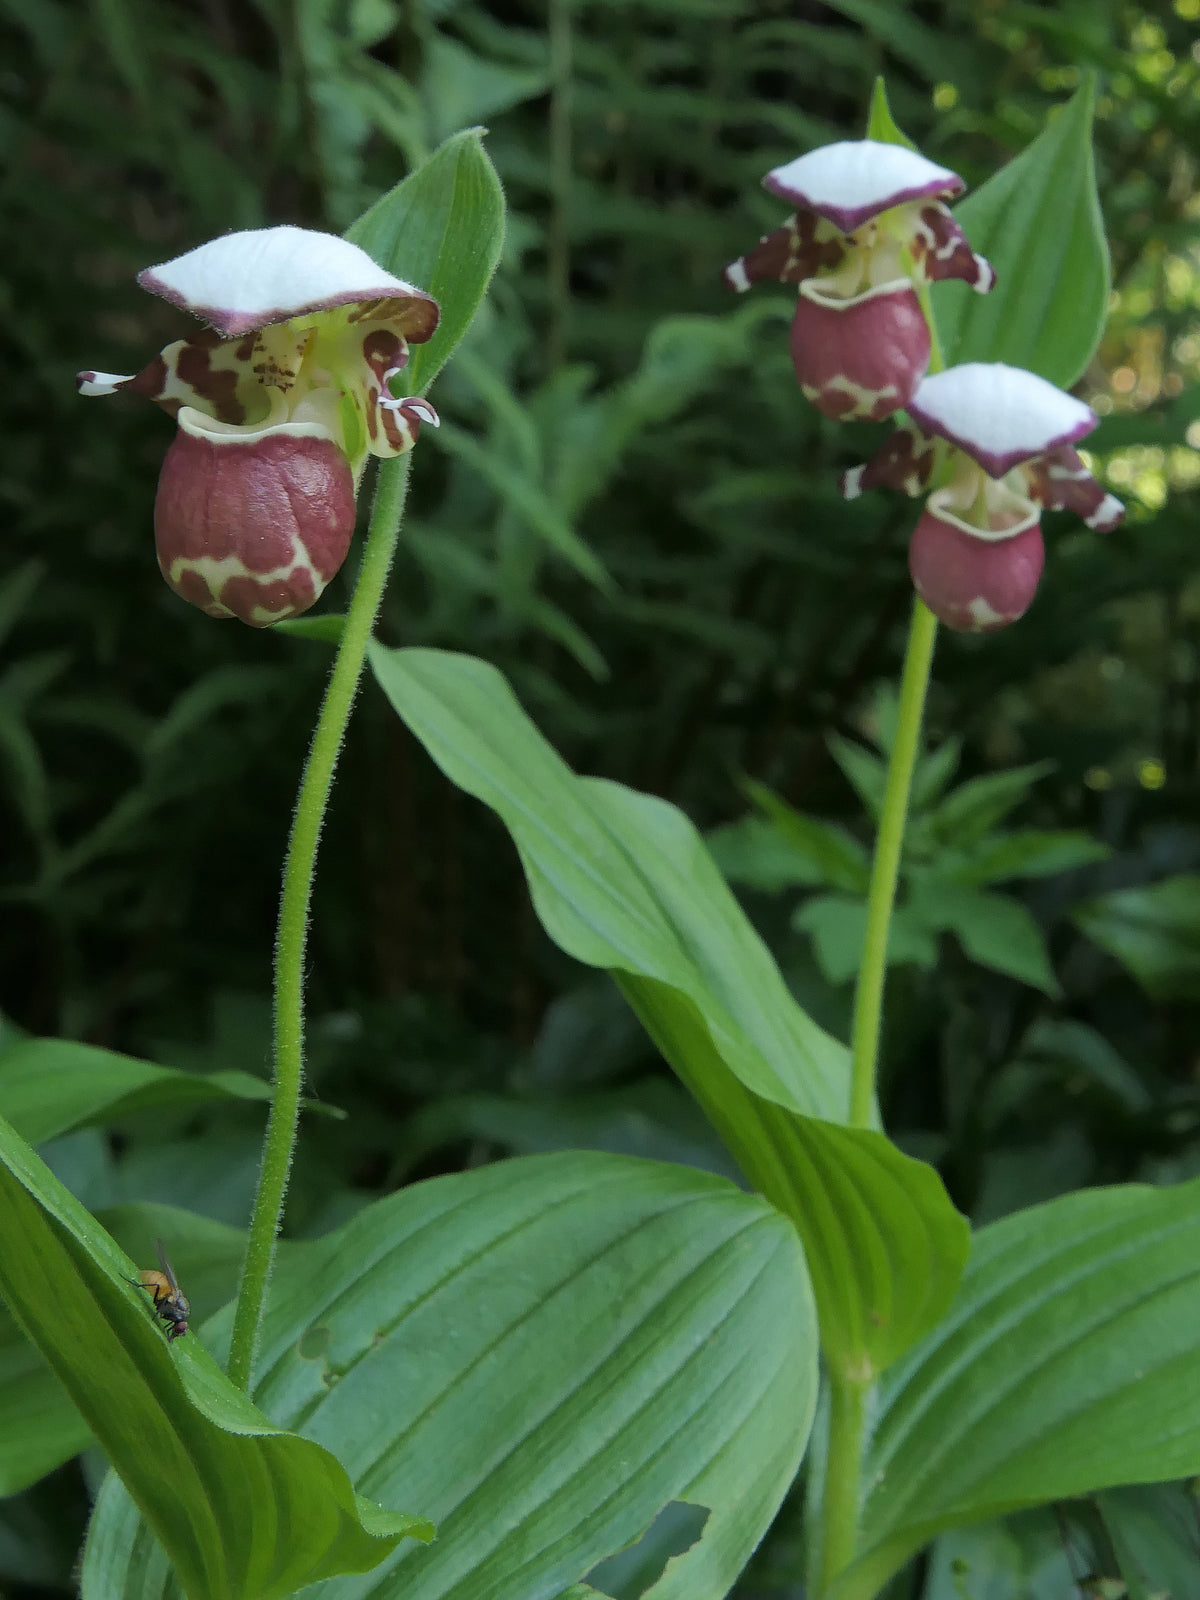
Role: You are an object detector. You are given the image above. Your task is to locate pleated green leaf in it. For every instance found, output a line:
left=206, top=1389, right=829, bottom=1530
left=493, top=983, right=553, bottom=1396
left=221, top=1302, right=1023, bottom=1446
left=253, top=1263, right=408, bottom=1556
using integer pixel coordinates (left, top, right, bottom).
left=828, top=1179, right=1200, bottom=1600
left=83, top=1152, right=818, bottom=1600
left=347, top=127, right=505, bottom=395
left=0, top=1118, right=431, bottom=1600
left=367, top=646, right=968, bottom=1378
left=0, top=1038, right=273, bottom=1145
left=0, top=1302, right=89, bottom=1496
left=370, top=645, right=847, bottom=1120
left=934, top=79, right=1110, bottom=387
left=623, top=980, right=967, bottom=1378
left=0, top=1204, right=247, bottom=1496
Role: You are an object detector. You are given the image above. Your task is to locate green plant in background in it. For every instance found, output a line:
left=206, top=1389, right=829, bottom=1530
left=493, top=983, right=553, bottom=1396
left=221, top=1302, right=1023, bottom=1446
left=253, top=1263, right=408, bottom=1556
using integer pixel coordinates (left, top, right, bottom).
left=711, top=690, right=1111, bottom=995
left=4, top=3, right=1200, bottom=1599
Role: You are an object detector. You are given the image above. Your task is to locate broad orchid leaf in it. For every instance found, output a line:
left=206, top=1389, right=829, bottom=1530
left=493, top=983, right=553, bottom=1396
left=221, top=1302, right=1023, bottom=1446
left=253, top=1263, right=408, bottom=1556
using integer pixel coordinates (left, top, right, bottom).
left=83, top=1153, right=818, bottom=1600
left=934, top=79, right=1110, bottom=387
left=623, top=984, right=968, bottom=1378
left=0, top=1204, right=247, bottom=1496
left=0, top=1038, right=274, bottom=1146
left=371, top=647, right=847, bottom=1121
left=347, top=127, right=505, bottom=394
left=0, top=1308, right=89, bottom=1497
left=0, top=1119, right=431, bottom=1600
left=828, top=1179, right=1200, bottom=1600
left=367, top=646, right=969, bottom=1378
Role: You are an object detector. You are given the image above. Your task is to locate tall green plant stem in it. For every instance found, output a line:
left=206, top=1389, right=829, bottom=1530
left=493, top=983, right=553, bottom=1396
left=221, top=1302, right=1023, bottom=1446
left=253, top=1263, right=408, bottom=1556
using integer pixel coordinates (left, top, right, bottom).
left=847, top=597, right=938, bottom=1129
left=817, top=1371, right=870, bottom=1594
left=227, top=454, right=413, bottom=1390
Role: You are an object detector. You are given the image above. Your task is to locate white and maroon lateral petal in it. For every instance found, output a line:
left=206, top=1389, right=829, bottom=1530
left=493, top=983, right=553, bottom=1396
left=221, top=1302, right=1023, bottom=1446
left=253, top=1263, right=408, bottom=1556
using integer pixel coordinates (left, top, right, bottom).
left=840, top=426, right=938, bottom=500
left=907, top=364, right=1097, bottom=478
left=79, top=328, right=274, bottom=426
left=1025, top=445, right=1125, bottom=531
left=763, top=141, right=964, bottom=235
left=911, top=204, right=995, bottom=293
left=723, top=213, right=846, bottom=293
left=137, top=226, right=440, bottom=342
left=78, top=370, right=135, bottom=396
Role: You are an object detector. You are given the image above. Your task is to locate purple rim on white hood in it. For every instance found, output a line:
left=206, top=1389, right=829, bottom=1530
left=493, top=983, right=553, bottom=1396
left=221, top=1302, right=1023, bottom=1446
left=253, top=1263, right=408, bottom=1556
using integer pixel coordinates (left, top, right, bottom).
left=906, top=362, right=1098, bottom=478
left=763, top=140, right=964, bottom=234
left=137, top=226, right=440, bottom=341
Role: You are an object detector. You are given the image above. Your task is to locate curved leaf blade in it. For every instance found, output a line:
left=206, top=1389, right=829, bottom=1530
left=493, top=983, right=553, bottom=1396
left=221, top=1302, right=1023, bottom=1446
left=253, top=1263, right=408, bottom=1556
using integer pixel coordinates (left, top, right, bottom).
left=368, top=644, right=848, bottom=1120
left=367, top=646, right=969, bottom=1377
left=85, top=1153, right=819, bottom=1600
left=347, top=127, right=505, bottom=394
left=0, top=1038, right=272, bottom=1145
left=0, top=1204, right=248, bottom=1496
left=624, top=974, right=967, bottom=1378
left=0, top=1118, right=430, bottom=1600
left=832, top=1179, right=1200, bottom=1597
left=935, top=80, right=1110, bottom=387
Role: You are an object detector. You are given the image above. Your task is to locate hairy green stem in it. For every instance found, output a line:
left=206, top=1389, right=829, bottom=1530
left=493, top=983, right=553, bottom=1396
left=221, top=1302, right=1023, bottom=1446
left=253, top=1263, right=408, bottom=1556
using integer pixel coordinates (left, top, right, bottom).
left=227, top=454, right=413, bottom=1390
left=817, top=1372, right=871, bottom=1594
left=847, top=597, right=938, bottom=1129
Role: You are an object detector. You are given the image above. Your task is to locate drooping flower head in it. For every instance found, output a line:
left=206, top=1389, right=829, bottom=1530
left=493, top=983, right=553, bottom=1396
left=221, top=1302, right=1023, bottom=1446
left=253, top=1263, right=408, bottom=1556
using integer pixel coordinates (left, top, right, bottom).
left=842, top=362, right=1125, bottom=631
left=725, top=140, right=995, bottom=421
left=78, top=227, right=440, bottom=627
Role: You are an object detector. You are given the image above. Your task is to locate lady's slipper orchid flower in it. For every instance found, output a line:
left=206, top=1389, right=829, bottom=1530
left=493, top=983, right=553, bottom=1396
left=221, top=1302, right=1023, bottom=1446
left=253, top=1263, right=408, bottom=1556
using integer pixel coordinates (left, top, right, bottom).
left=724, top=140, right=995, bottom=421
left=842, top=362, right=1125, bottom=632
left=78, top=227, right=440, bottom=627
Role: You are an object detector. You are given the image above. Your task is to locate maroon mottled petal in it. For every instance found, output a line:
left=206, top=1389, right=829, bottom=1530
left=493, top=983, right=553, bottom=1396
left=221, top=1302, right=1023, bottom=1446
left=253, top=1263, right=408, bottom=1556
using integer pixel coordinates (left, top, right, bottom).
left=1025, top=445, right=1125, bottom=531
left=841, top=426, right=938, bottom=500
left=723, top=211, right=846, bottom=292
left=77, top=329, right=265, bottom=426
left=791, top=281, right=930, bottom=421
left=910, top=203, right=995, bottom=293
left=154, top=421, right=356, bottom=627
left=909, top=504, right=1044, bottom=633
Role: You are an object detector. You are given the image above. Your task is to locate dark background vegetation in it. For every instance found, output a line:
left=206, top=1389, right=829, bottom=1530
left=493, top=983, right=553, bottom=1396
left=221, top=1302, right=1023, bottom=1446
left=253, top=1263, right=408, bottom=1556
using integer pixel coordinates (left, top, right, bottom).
left=2, top=0, right=1200, bottom=1591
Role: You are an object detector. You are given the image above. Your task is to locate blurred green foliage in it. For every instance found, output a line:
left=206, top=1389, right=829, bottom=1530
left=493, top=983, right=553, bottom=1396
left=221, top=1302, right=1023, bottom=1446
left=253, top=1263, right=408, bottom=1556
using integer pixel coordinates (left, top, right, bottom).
left=3, top=0, right=1200, bottom=1592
